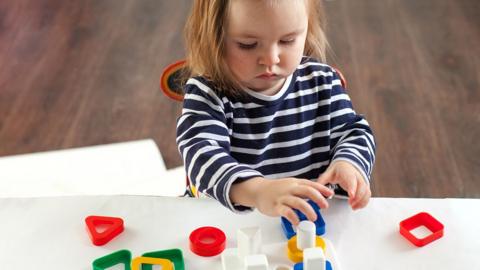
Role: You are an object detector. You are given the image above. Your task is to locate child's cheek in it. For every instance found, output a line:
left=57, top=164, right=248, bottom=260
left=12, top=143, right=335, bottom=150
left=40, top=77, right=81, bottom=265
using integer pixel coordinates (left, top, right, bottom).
left=231, top=51, right=254, bottom=75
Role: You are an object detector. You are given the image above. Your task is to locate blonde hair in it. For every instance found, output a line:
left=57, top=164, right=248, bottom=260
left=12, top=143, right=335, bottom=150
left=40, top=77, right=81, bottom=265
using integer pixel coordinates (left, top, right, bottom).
left=183, top=0, right=329, bottom=96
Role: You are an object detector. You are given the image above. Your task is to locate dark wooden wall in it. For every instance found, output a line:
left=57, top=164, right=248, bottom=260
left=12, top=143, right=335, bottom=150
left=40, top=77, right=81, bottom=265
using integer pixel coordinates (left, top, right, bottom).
left=0, top=0, right=479, bottom=198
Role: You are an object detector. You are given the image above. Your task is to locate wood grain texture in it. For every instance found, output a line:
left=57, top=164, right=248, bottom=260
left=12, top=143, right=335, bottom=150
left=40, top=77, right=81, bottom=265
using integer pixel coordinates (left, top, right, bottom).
left=0, top=0, right=478, bottom=198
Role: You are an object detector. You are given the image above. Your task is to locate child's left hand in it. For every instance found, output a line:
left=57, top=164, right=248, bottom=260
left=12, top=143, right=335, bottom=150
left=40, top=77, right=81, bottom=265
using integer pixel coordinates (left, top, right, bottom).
left=317, top=160, right=371, bottom=210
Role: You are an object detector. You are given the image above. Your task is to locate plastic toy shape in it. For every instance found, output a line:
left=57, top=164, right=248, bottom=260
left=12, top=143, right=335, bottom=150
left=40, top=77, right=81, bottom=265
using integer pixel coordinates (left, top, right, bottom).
left=189, top=226, right=226, bottom=256
left=237, top=227, right=262, bottom=259
left=221, top=248, right=244, bottom=270
left=131, top=256, right=173, bottom=270
left=287, top=235, right=326, bottom=263
left=399, top=212, right=444, bottom=247
left=222, top=227, right=268, bottom=270
left=85, top=215, right=124, bottom=246
left=92, top=249, right=132, bottom=270
left=142, top=249, right=185, bottom=270
left=244, top=254, right=269, bottom=270
left=304, top=247, right=326, bottom=270
left=293, top=260, right=332, bottom=270
left=281, top=200, right=325, bottom=239
left=296, top=221, right=316, bottom=250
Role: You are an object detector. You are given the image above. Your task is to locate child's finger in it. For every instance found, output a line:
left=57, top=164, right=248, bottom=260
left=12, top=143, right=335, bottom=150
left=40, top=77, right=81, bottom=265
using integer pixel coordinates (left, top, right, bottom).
left=352, top=185, right=371, bottom=210
left=350, top=177, right=368, bottom=208
left=292, top=184, right=329, bottom=209
left=278, top=205, right=300, bottom=226
left=341, top=175, right=357, bottom=199
left=350, top=181, right=366, bottom=208
left=284, top=197, right=317, bottom=222
left=317, top=168, right=334, bottom=185
left=353, top=193, right=370, bottom=210
left=301, top=180, right=334, bottom=199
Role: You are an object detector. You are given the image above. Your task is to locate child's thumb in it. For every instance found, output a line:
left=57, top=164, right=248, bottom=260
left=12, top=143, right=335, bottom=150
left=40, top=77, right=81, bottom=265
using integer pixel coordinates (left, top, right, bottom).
left=317, top=169, right=334, bottom=185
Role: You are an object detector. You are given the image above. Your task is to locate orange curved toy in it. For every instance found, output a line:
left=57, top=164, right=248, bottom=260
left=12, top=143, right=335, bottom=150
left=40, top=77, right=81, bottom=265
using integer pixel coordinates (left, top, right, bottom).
left=160, top=59, right=187, bottom=102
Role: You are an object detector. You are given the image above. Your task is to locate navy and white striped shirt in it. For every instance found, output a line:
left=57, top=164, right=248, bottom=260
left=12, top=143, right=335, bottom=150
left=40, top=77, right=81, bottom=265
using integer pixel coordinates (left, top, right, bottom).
left=176, top=58, right=376, bottom=213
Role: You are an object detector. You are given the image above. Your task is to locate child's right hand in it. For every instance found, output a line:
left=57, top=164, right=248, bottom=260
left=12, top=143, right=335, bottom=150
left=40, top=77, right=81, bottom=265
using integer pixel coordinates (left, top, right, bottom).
left=230, top=177, right=333, bottom=226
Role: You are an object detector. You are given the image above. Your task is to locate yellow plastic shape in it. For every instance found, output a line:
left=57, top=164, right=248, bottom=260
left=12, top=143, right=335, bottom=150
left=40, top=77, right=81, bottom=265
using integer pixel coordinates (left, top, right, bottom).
left=286, top=235, right=326, bottom=263
left=131, top=256, right=173, bottom=270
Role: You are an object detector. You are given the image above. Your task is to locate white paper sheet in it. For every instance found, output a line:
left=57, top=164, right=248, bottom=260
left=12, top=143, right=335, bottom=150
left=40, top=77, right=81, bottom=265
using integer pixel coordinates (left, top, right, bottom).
left=0, top=139, right=185, bottom=197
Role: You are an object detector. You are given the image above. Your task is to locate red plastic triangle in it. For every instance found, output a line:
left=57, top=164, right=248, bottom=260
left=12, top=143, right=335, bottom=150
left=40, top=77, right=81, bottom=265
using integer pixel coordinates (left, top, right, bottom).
left=85, top=215, right=124, bottom=246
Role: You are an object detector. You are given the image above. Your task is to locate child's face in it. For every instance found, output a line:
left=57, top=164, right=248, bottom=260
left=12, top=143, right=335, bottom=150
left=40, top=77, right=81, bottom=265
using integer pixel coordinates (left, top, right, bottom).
left=225, top=0, right=308, bottom=95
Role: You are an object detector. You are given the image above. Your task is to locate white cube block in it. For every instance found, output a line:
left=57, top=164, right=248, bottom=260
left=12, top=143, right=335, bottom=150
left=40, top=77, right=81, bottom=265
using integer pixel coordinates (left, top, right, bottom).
left=297, top=220, right=316, bottom=250
left=304, top=247, right=326, bottom=270
left=221, top=248, right=243, bottom=270
left=237, top=227, right=262, bottom=259
left=244, top=254, right=269, bottom=270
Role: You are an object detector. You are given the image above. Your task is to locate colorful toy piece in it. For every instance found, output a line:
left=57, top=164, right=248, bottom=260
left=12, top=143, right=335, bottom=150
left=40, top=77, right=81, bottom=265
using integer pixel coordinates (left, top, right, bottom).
left=92, top=249, right=132, bottom=270
left=281, top=200, right=326, bottom=239
left=85, top=215, right=124, bottom=246
left=287, top=234, right=326, bottom=263
left=142, top=249, right=185, bottom=270
left=189, top=226, right=226, bottom=256
left=288, top=223, right=333, bottom=269
left=293, top=260, right=332, bottom=270
left=399, top=212, right=444, bottom=247
left=131, top=256, right=173, bottom=270
left=293, top=247, right=332, bottom=270
left=287, top=220, right=326, bottom=263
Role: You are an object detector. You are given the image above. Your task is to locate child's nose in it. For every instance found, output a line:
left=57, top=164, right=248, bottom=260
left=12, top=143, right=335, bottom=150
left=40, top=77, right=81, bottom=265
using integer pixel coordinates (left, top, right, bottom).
left=258, top=46, right=280, bottom=67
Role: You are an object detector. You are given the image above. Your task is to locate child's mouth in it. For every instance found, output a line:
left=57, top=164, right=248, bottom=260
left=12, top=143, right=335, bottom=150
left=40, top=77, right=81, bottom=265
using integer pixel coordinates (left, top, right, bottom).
left=257, top=73, right=278, bottom=79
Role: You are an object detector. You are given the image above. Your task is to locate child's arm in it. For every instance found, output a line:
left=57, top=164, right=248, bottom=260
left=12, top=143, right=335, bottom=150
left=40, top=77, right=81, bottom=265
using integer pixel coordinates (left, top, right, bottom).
left=177, top=79, right=264, bottom=213
left=317, top=68, right=376, bottom=209
left=230, top=176, right=333, bottom=225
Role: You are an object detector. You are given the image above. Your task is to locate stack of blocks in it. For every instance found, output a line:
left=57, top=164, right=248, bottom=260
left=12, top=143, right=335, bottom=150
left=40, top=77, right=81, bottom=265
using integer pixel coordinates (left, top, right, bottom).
left=290, top=221, right=332, bottom=270
left=221, top=200, right=335, bottom=270
left=282, top=200, right=333, bottom=270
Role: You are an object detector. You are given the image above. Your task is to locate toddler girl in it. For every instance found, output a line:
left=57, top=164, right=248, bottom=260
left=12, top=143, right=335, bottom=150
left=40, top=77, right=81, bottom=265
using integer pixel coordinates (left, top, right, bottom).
left=176, top=0, right=376, bottom=225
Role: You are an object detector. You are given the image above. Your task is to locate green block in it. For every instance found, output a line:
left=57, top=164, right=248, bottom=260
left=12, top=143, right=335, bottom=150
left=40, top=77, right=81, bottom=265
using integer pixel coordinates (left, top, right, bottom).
left=142, top=249, right=185, bottom=270
left=92, top=249, right=132, bottom=270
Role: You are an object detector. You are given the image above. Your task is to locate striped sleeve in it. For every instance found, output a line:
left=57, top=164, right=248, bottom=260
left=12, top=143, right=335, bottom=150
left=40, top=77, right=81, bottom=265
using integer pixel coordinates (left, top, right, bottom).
left=176, top=78, right=263, bottom=213
left=328, top=69, right=376, bottom=183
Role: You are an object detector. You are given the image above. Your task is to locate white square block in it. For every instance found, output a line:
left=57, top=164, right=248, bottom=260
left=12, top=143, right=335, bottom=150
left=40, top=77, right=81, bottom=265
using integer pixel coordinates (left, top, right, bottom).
left=244, top=254, right=269, bottom=270
left=221, top=248, right=243, bottom=270
left=304, top=247, right=326, bottom=270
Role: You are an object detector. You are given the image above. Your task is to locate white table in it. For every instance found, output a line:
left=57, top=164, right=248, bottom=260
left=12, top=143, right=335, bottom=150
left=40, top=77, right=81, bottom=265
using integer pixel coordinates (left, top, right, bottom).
left=0, top=196, right=478, bottom=269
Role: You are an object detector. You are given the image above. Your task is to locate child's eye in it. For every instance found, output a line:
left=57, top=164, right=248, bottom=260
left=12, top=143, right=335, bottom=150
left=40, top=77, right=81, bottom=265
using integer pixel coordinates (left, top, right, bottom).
left=237, top=42, right=257, bottom=50
left=280, top=39, right=295, bottom=45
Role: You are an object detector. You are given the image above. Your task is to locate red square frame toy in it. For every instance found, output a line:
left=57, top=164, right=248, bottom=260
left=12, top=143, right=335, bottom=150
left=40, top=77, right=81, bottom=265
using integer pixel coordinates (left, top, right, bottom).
left=399, top=212, right=444, bottom=247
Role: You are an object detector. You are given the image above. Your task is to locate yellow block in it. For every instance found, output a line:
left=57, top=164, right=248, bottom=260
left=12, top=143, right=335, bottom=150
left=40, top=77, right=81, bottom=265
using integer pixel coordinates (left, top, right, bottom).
left=131, top=256, right=173, bottom=270
left=287, top=235, right=326, bottom=263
